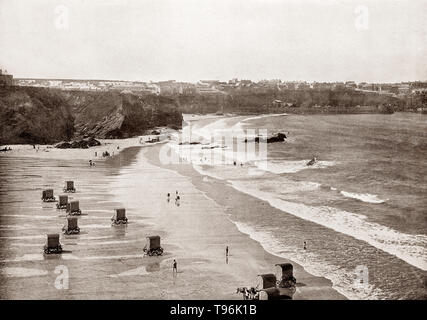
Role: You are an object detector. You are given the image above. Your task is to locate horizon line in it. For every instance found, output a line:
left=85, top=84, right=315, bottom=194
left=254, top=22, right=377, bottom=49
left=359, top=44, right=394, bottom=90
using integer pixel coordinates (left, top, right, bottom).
left=13, top=76, right=427, bottom=85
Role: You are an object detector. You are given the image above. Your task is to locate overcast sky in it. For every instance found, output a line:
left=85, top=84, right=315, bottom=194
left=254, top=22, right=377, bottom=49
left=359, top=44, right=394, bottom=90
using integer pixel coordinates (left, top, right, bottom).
left=0, top=0, right=426, bottom=82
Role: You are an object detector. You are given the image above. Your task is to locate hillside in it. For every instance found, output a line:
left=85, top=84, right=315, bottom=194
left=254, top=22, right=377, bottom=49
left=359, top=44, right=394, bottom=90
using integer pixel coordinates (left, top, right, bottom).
left=0, top=86, right=75, bottom=144
left=64, top=91, right=183, bottom=138
left=0, top=87, right=183, bottom=144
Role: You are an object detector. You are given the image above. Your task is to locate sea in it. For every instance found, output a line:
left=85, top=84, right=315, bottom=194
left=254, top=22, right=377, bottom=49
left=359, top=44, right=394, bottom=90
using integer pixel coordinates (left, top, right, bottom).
left=169, top=112, right=427, bottom=299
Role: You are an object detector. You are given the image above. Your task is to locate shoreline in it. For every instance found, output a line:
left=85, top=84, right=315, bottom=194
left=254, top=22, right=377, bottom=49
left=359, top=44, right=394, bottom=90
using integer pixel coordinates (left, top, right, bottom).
left=142, top=143, right=347, bottom=299
left=0, top=116, right=346, bottom=300
left=0, top=128, right=174, bottom=161
left=6, top=111, right=423, bottom=299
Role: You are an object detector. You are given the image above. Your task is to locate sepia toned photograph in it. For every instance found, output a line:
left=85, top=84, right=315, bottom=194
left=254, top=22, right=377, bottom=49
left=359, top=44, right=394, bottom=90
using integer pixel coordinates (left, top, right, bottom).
left=0, top=0, right=426, bottom=306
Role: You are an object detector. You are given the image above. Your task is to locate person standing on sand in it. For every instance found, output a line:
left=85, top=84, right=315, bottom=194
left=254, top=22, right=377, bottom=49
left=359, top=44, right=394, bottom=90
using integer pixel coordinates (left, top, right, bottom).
left=303, top=241, right=307, bottom=250
left=173, top=259, right=177, bottom=273
left=226, top=246, right=229, bottom=257
left=167, top=193, right=170, bottom=202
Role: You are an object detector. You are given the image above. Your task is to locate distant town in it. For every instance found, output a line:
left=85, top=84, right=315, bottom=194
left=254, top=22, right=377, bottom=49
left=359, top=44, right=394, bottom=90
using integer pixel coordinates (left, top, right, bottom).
left=1, top=68, right=427, bottom=113
left=1, top=68, right=425, bottom=96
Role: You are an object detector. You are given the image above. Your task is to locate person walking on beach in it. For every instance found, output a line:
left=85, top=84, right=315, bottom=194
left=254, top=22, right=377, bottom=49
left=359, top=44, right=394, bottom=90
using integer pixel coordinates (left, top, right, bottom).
left=173, top=259, right=177, bottom=273
left=226, top=246, right=229, bottom=257
left=167, top=193, right=170, bottom=202
left=303, top=241, right=307, bottom=250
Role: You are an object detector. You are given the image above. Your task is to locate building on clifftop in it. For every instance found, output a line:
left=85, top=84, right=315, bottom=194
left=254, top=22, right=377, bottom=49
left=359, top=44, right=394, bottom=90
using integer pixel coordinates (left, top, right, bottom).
left=0, top=69, right=13, bottom=86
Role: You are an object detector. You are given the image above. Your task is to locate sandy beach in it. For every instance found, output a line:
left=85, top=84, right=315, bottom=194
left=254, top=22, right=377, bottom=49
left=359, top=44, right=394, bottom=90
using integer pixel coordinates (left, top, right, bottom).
left=0, top=127, right=174, bottom=161
left=0, top=130, right=345, bottom=299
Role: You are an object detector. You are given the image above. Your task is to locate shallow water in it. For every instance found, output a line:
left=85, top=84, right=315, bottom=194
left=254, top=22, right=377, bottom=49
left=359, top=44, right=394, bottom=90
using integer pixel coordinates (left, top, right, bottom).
left=173, top=113, right=427, bottom=299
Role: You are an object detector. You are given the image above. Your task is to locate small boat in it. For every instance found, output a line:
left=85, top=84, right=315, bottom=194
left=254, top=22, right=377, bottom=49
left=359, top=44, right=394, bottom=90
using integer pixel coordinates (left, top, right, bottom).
left=306, top=157, right=317, bottom=166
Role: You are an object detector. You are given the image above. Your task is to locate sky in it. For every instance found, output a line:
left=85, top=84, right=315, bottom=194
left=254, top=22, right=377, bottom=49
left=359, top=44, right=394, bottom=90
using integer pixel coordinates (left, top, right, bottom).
left=0, top=0, right=426, bottom=82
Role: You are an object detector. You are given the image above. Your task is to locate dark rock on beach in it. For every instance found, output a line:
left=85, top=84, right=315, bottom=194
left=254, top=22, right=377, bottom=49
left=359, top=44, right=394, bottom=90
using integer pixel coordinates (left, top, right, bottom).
left=55, top=137, right=101, bottom=149
left=267, top=132, right=287, bottom=143
left=179, top=141, right=201, bottom=145
left=254, top=132, right=287, bottom=143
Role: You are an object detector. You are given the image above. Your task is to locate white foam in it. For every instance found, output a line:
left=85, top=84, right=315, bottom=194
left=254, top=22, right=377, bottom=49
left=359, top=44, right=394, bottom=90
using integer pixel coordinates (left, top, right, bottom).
left=73, top=240, right=141, bottom=246
left=1, top=267, right=49, bottom=278
left=232, top=220, right=384, bottom=300
left=228, top=180, right=427, bottom=271
left=109, top=266, right=148, bottom=278
left=78, top=235, right=113, bottom=240
left=240, top=113, right=288, bottom=123
left=0, top=214, right=54, bottom=219
left=0, top=235, right=45, bottom=240
left=62, top=254, right=145, bottom=261
left=255, top=159, right=336, bottom=174
left=340, top=191, right=387, bottom=204
left=83, top=224, right=112, bottom=229
left=2, top=254, right=44, bottom=262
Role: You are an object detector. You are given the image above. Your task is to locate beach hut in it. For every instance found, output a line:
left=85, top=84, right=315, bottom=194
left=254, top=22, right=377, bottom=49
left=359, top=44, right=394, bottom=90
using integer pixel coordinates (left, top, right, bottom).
left=66, top=200, right=81, bottom=215
left=63, top=181, right=76, bottom=193
left=111, top=208, right=128, bottom=225
left=259, top=287, right=294, bottom=300
left=43, top=234, right=62, bottom=254
left=62, top=216, right=80, bottom=234
left=41, top=189, right=56, bottom=202
left=56, top=195, right=68, bottom=209
left=256, top=273, right=277, bottom=289
left=275, top=263, right=296, bottom=288
left=143, top=236, right=163, bottom=256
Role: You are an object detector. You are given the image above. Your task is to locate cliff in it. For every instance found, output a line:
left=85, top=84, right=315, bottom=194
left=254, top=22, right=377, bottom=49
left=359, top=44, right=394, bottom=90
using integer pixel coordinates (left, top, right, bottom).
left=65, top=91, right=183, bottom=138
left=0, top=86, right=74, bottom=144
left=172, top=88, right=404, bottom=114
left=0, top=87, right=183, bottom=144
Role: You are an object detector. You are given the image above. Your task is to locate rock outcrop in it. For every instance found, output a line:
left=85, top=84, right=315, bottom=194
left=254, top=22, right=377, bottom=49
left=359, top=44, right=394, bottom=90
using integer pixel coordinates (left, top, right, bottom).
left=253, top=132, right=287, bottom=143
left=55, top=137, right=101, bottom=149
left=65, top=91, right=183, bottom=139
left=0, top=87, right=183, bottom=144
left=0, top=86, right=74, bottom=144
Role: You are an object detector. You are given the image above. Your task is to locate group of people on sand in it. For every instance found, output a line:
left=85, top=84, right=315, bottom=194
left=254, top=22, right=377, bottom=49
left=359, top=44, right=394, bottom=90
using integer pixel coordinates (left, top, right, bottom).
left=236, top=287, right=259, bottom=300
left=167, top=190, right=181, bottom=206
left=0, top=146, right=12, bottom=152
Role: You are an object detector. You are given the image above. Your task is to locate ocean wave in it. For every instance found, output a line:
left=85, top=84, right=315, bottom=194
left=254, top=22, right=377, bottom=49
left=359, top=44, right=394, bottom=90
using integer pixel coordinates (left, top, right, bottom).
left=109, top=266, right=148, bottom=278
left=340, top=191, right=387, bottom=204
left=228, top=180, right=427, bottom=271
left=254, top=159, right=336, bottom=174
left=240, top=113, right=288, bottom=123
left=231, top=220, right=384, bottom=300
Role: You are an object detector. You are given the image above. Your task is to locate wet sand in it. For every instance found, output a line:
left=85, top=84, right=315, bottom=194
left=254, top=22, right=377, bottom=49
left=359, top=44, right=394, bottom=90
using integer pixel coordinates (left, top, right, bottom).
left=142, top=144, right=346, bottom=300
left=0, top=140, right=345, bottom=299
